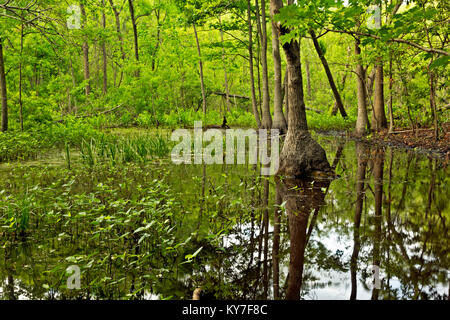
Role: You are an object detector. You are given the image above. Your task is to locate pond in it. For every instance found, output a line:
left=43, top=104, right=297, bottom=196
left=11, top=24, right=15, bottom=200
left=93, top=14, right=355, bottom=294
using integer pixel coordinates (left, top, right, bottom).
left=0, top=132, right=448, bottom=300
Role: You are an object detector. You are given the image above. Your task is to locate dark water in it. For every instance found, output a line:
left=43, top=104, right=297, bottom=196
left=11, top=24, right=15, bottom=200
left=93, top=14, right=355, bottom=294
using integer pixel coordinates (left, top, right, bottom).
left=0, top=135, right=448, bottom=300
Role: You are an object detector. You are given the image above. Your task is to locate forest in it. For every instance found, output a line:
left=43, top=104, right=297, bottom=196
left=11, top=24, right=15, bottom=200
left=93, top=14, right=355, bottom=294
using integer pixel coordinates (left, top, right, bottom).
left=0, top=0, right=448, bottom=301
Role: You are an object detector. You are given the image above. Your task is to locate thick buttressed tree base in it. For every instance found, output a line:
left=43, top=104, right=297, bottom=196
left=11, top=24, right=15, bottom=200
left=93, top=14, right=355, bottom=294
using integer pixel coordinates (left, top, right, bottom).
left=271, top=0, right=330, bottom=177
left=271, top=14, right=331, bottom=176
left=278, top=129, right=332, bottom=177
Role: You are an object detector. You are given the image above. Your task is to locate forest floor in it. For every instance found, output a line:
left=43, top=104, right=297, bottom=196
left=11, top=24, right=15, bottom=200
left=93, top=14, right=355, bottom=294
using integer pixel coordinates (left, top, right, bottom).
left=364, top=122, right=450, bottom=161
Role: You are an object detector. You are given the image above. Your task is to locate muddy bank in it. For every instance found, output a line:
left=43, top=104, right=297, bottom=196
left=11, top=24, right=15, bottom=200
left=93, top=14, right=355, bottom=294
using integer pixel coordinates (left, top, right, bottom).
left=316, top=123, right=449, bottom=161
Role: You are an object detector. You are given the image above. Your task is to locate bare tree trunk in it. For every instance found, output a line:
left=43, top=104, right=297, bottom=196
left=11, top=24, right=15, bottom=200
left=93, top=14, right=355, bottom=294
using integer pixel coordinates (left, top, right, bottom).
left=219, top=16, right=231, bottom=113
left=101, top=0, right=107, bottom=94
left=0, top=37, right=7, bottom=132
left=247, top=0, right=261, bottom=127
left=255, top=0, right=272, bottom=128
left=427, top=65, right=439, bottom=140
left=193, top=22, right=207, bottom=114
left=108, top=0, right=125, bottom=87
left=270, top=3, right=287, bottom=133
left=355, top=38, right=370, bottom=136
left=332, top=45, right=351, bottom=115
left=80, top=4, right=91, bottom=96
left=309, top=30, right=347, bottom=118
left=128, top=0, right=140, bottom=77
left=388, top=52, right=394, bottom=133
left=19, top=22, right=24, bottom=131
left=271, top=0, right=331, bottom=177
left=373, top=58, right=387, bottom=131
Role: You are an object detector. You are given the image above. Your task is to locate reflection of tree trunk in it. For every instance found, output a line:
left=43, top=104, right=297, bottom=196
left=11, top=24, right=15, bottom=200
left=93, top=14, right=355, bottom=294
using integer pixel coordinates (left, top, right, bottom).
left=276, top=177, right=331, bottom=300
left=273, top=184, right=282, bottom=299
left=262, top=178, right=269, bottom=299
left=386, top=150, right=393, bottom=299
left=350, top=142, right=368, bottom=300
left=371, top=148, right=384, bottom=300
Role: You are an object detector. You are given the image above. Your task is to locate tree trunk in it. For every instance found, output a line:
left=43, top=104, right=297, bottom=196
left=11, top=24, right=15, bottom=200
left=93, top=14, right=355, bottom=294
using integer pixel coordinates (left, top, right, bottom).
left=388, top=52, right=394, bottom=133
left=270, top=3, right=287, bottom=133
left=373, top=58, right=388, bottom=131
left=247, top=0, right=261, bottom=127
left=355, top=38, right=370, bottom=136
left=193, top=22, right=207, bottom=114
left=428, top=63, right=439, bottom=141
left=332, top=45, right=351, bottom=115
left=219, top=16, right=231, bottom=113
left=309, top=30, right=347, bottom=118
left=128, top=0, right=140, bottom=77
left=108, top=0, right=125, bottom=87
left=80, top=4, right=91, bottom=96
left=19, top=23, right=24, bottom=131
left=101, top=0, right=107, bottom=94
left=0, top=37, right=7, bottom=132
left=272, top=1, right=330, bottom=176
left=255, top=0, right=272, bottom=128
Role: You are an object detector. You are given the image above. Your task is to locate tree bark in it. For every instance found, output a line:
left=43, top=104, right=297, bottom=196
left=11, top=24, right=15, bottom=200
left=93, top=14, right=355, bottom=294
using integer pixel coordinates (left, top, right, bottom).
left=270, top=3, right=287, bottom=133
left=80, top=3, right=91, bottom=96
left=0, top=37, right=7, bottom=132
left=193, top=22, right=207, bottom=114
left=309, top=30, right=347, bottom=118
left=19, top=22, right=24, bottom=131
left=271, top=0, right=331, bottom=177
left=128, top=0, right=140, bottom=77
left=108, top=0, right=125, bottom=87
left=255, top=0, right=272, bottom=128
left=373, top=57, right=388, bottom=131
left=428, top=63, right=439, bottom=140
left=355, top=37, right=370, bottom=136
left=101, top=0, right=107, bottom=94
left=219, top=16, right=231, bottom=113
left=332, top=45, right=351, bottom=115
left=247, top=0, right=262, bottom=127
